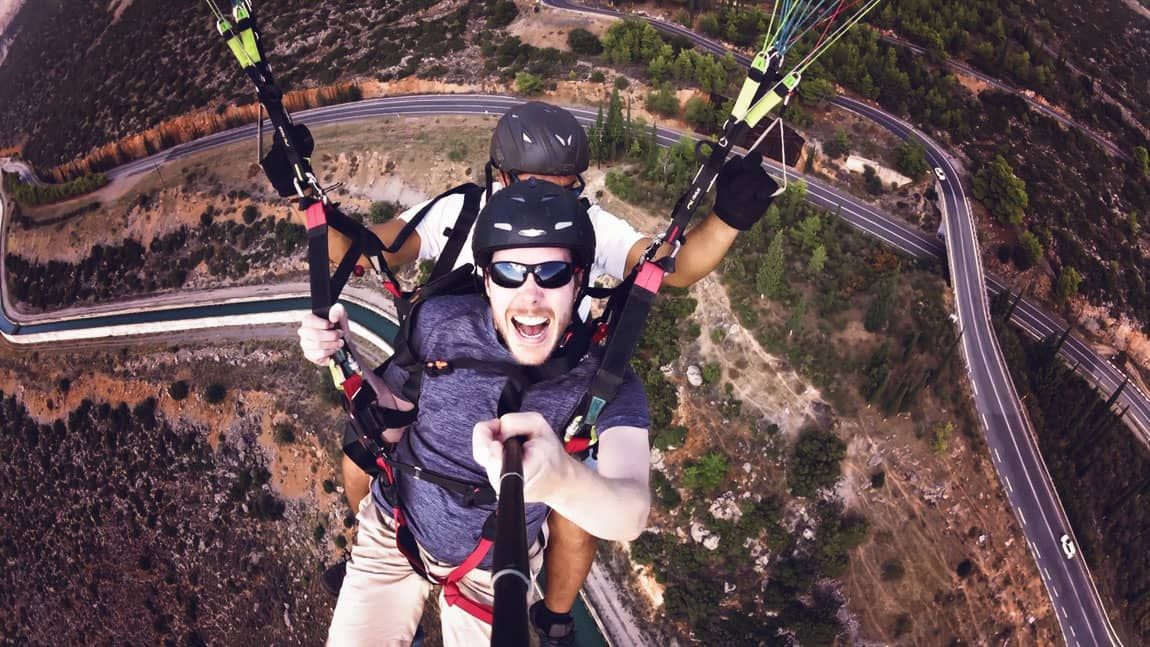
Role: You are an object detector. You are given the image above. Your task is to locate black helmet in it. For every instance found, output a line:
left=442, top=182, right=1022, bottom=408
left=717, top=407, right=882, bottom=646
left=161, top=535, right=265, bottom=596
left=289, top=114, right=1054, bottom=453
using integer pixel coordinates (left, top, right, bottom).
left=472, top=179, right=596, bottom=269
left=490, top=102, right=590, bottom=176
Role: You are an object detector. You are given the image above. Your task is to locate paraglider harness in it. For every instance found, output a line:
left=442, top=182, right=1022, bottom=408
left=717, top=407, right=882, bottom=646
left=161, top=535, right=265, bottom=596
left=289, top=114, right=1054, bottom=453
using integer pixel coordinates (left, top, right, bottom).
left=207, top=0, right=884, bottom=632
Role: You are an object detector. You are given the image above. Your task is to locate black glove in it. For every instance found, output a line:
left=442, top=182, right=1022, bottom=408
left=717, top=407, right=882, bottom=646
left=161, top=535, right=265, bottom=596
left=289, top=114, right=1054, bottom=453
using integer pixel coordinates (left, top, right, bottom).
left=259, top=123, right=315, bottom=197
left=713, top=151, right=780, bottom=231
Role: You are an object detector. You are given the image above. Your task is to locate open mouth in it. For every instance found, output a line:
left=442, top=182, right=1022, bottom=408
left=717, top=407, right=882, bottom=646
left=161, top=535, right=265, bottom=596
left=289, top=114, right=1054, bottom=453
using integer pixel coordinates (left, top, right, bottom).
left=511, top=314, right=550, bottom=343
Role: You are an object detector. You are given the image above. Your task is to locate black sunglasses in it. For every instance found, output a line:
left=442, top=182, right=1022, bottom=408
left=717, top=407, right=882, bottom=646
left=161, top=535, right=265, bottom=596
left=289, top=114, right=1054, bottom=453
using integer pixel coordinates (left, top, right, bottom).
left=488, top=261, right=576, bottom=289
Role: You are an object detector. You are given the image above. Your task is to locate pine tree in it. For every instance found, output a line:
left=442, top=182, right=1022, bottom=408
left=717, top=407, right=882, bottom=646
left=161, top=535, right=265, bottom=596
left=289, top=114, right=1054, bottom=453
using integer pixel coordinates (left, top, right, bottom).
left=757, top=233, right=786, bottom=299
left=809, top=244, right=827, bottom=274
left=787, top=295, right=807, bottom=334
left=607, top=88, right=625, bottom=160
left=590, top=104, right=606, bottom=168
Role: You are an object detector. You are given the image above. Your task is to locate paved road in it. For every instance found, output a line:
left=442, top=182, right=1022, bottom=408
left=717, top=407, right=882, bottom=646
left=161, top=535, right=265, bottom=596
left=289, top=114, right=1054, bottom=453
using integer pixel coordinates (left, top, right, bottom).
left=543, top=2, right=1127, bottom=644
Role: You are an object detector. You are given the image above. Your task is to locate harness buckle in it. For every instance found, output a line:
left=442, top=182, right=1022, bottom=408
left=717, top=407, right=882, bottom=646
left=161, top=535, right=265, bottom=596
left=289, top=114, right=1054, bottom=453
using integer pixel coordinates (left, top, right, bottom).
left=424, top=360, right=453, bottom=376
left=591, top=322, right=610, bottom=344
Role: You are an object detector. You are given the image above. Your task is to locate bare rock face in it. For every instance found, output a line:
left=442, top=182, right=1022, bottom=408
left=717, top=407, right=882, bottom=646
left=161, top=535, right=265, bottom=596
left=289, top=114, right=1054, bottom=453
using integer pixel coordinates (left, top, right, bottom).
left=686, top=365, right=703, bottom=387
left=708, top=491, right=742, bottom=523
left=689, top=521, right=721, bottom=551
left=650, top=447, right=666, bottom=472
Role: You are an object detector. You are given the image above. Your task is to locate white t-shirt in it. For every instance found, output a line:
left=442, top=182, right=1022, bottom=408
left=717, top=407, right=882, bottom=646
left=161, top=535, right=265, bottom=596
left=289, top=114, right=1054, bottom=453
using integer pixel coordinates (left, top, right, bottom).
left=398, top=183, right=645, bottom=283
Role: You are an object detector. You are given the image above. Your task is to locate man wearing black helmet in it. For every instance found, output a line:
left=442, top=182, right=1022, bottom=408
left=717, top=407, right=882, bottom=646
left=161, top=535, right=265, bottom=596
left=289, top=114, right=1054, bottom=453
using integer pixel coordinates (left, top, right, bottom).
left=302, top=181, right=651, bottom=646
left=310, top=100, right=776, bottom=644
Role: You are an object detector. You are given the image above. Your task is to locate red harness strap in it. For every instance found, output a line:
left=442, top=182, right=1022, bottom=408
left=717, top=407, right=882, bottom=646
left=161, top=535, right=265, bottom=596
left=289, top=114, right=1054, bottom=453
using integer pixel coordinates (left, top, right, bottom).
left=391, top=507, right=497, bottom=624
left=440, top=538, right=495, bottom=624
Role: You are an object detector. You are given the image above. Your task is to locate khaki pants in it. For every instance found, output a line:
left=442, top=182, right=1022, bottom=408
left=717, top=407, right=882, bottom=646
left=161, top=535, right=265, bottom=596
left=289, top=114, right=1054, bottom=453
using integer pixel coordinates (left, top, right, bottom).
left=327, top=494, right=544, bottom=646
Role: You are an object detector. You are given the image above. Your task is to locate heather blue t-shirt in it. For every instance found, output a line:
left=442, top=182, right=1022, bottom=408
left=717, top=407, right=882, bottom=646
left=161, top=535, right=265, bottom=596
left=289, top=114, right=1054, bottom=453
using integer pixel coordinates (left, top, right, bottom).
left=371, top=294, right=649, bottom=569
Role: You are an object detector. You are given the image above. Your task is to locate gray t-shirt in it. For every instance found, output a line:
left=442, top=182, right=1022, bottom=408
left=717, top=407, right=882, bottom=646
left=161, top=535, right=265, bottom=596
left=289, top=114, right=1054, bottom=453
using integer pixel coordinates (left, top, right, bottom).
left=371, top=293, right=649, bottom=568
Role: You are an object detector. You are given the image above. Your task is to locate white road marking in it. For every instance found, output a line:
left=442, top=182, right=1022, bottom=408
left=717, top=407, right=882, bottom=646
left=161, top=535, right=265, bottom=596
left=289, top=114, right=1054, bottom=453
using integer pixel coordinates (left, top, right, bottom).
left=1043, top=567, right=1052, bottom=580
left=1019, top=510, right=1027, bottom=526
left=1003, top=476, right=1013, bottom=493
left=1051, top=584, right=1059, bottom=598
left=1061, top=606, right=1069, bottom=619
left=994, top=448, right=1002, bottom=462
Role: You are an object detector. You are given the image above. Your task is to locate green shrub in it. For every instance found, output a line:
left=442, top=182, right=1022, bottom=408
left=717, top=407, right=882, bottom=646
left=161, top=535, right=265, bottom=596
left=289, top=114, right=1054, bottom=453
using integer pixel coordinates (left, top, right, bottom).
left=683, top=96, right=717, bottom=132
left=516, top=72, right=544, bottom=95
left=241, top=205, right=260, bottom=224
left=650, top=470, right=682, bottom=508
left=653, top=425, right=688, bottom=450
left=323, top=479, right=336, bottom=494
left=823, top=129, right=851, bottom=159
left=567, top=28, right=603, bottom=56
left=488, top=0, right=518, bottom=28
left=204, top=383, right=227, bottom=404
left=880, top=558, right=905, bottom=581
left=697, top=14, right=720, bottom=37
left=605, top=170, right=637, bottom=202
left=863, top=165, right=884, bottom=195
left=370, top=201, right=401, bottom=224
left=167, top=380, right=189, bottom=401
left=682, top=451, right=729, bottom=493
left=334, top=535, right=348, bottom=549
left=893, top=139, right=929, bottom=179
left=787, top=428, right=846, bottom=497
left=645, top=85, right=680, bottom=118
left=702, top=362, right=721, bottom=384
left=590, top=70, right=606, bottom=83
left=273, top=422, right=296, bottom=445
left=614, top=76, right=630, bottom=90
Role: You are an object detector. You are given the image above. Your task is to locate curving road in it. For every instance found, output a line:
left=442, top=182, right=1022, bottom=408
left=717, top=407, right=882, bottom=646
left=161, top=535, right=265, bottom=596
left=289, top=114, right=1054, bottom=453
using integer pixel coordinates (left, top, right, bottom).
left=544, top=2, right=1127, bottom=644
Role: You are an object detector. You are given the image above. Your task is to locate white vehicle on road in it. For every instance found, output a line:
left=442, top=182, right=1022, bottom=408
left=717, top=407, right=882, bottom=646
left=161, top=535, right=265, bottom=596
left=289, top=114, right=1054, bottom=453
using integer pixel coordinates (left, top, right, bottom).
left=934, top=167, right=947, bottom=182
left=1060, top=534, right=1077, bottom=559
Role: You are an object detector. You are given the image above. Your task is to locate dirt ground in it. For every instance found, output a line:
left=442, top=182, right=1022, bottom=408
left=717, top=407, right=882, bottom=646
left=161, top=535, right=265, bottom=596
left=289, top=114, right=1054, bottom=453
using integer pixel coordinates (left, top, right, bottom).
left=839, top=418, right=1061, bottom=644
left=507, top=1, right=616, bottom=50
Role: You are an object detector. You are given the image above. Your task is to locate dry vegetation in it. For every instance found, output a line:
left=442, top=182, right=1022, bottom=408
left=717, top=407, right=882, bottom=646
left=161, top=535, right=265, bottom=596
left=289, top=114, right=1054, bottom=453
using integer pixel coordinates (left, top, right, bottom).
left=0, top=340, right=350, bottom=644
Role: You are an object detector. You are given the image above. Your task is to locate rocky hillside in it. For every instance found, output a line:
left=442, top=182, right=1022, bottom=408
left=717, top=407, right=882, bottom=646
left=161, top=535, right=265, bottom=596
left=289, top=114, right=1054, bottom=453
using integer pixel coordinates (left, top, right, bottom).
left=0, top=342, right=347, bottom=644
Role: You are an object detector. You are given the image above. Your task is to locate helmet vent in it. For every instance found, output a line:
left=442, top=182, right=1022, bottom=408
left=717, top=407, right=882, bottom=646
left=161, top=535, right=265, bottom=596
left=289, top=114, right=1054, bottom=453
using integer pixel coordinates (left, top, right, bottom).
left=494, top=223, right=513, bottom=231
left=554, top=134, right=573, bottom=146
left=521, top=132, right=534, bottom=144
left=554, top=221, right=573, bottom=230
left=518, top=228, right=546, bottom=238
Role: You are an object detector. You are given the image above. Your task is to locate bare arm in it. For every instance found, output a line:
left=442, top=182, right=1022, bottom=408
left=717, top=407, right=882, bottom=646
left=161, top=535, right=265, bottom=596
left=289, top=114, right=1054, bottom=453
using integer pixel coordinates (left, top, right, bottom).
left=312, top=214, right=422, bottom=270
left=473, top=415, right=651, bottom=541
left=359, top=367, right=415, bottom=444
left=624, top=212, right=740, bottom=289
left=544, top=425, right=651, bottom=541
left=298, top=304, right=415, bottom=443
